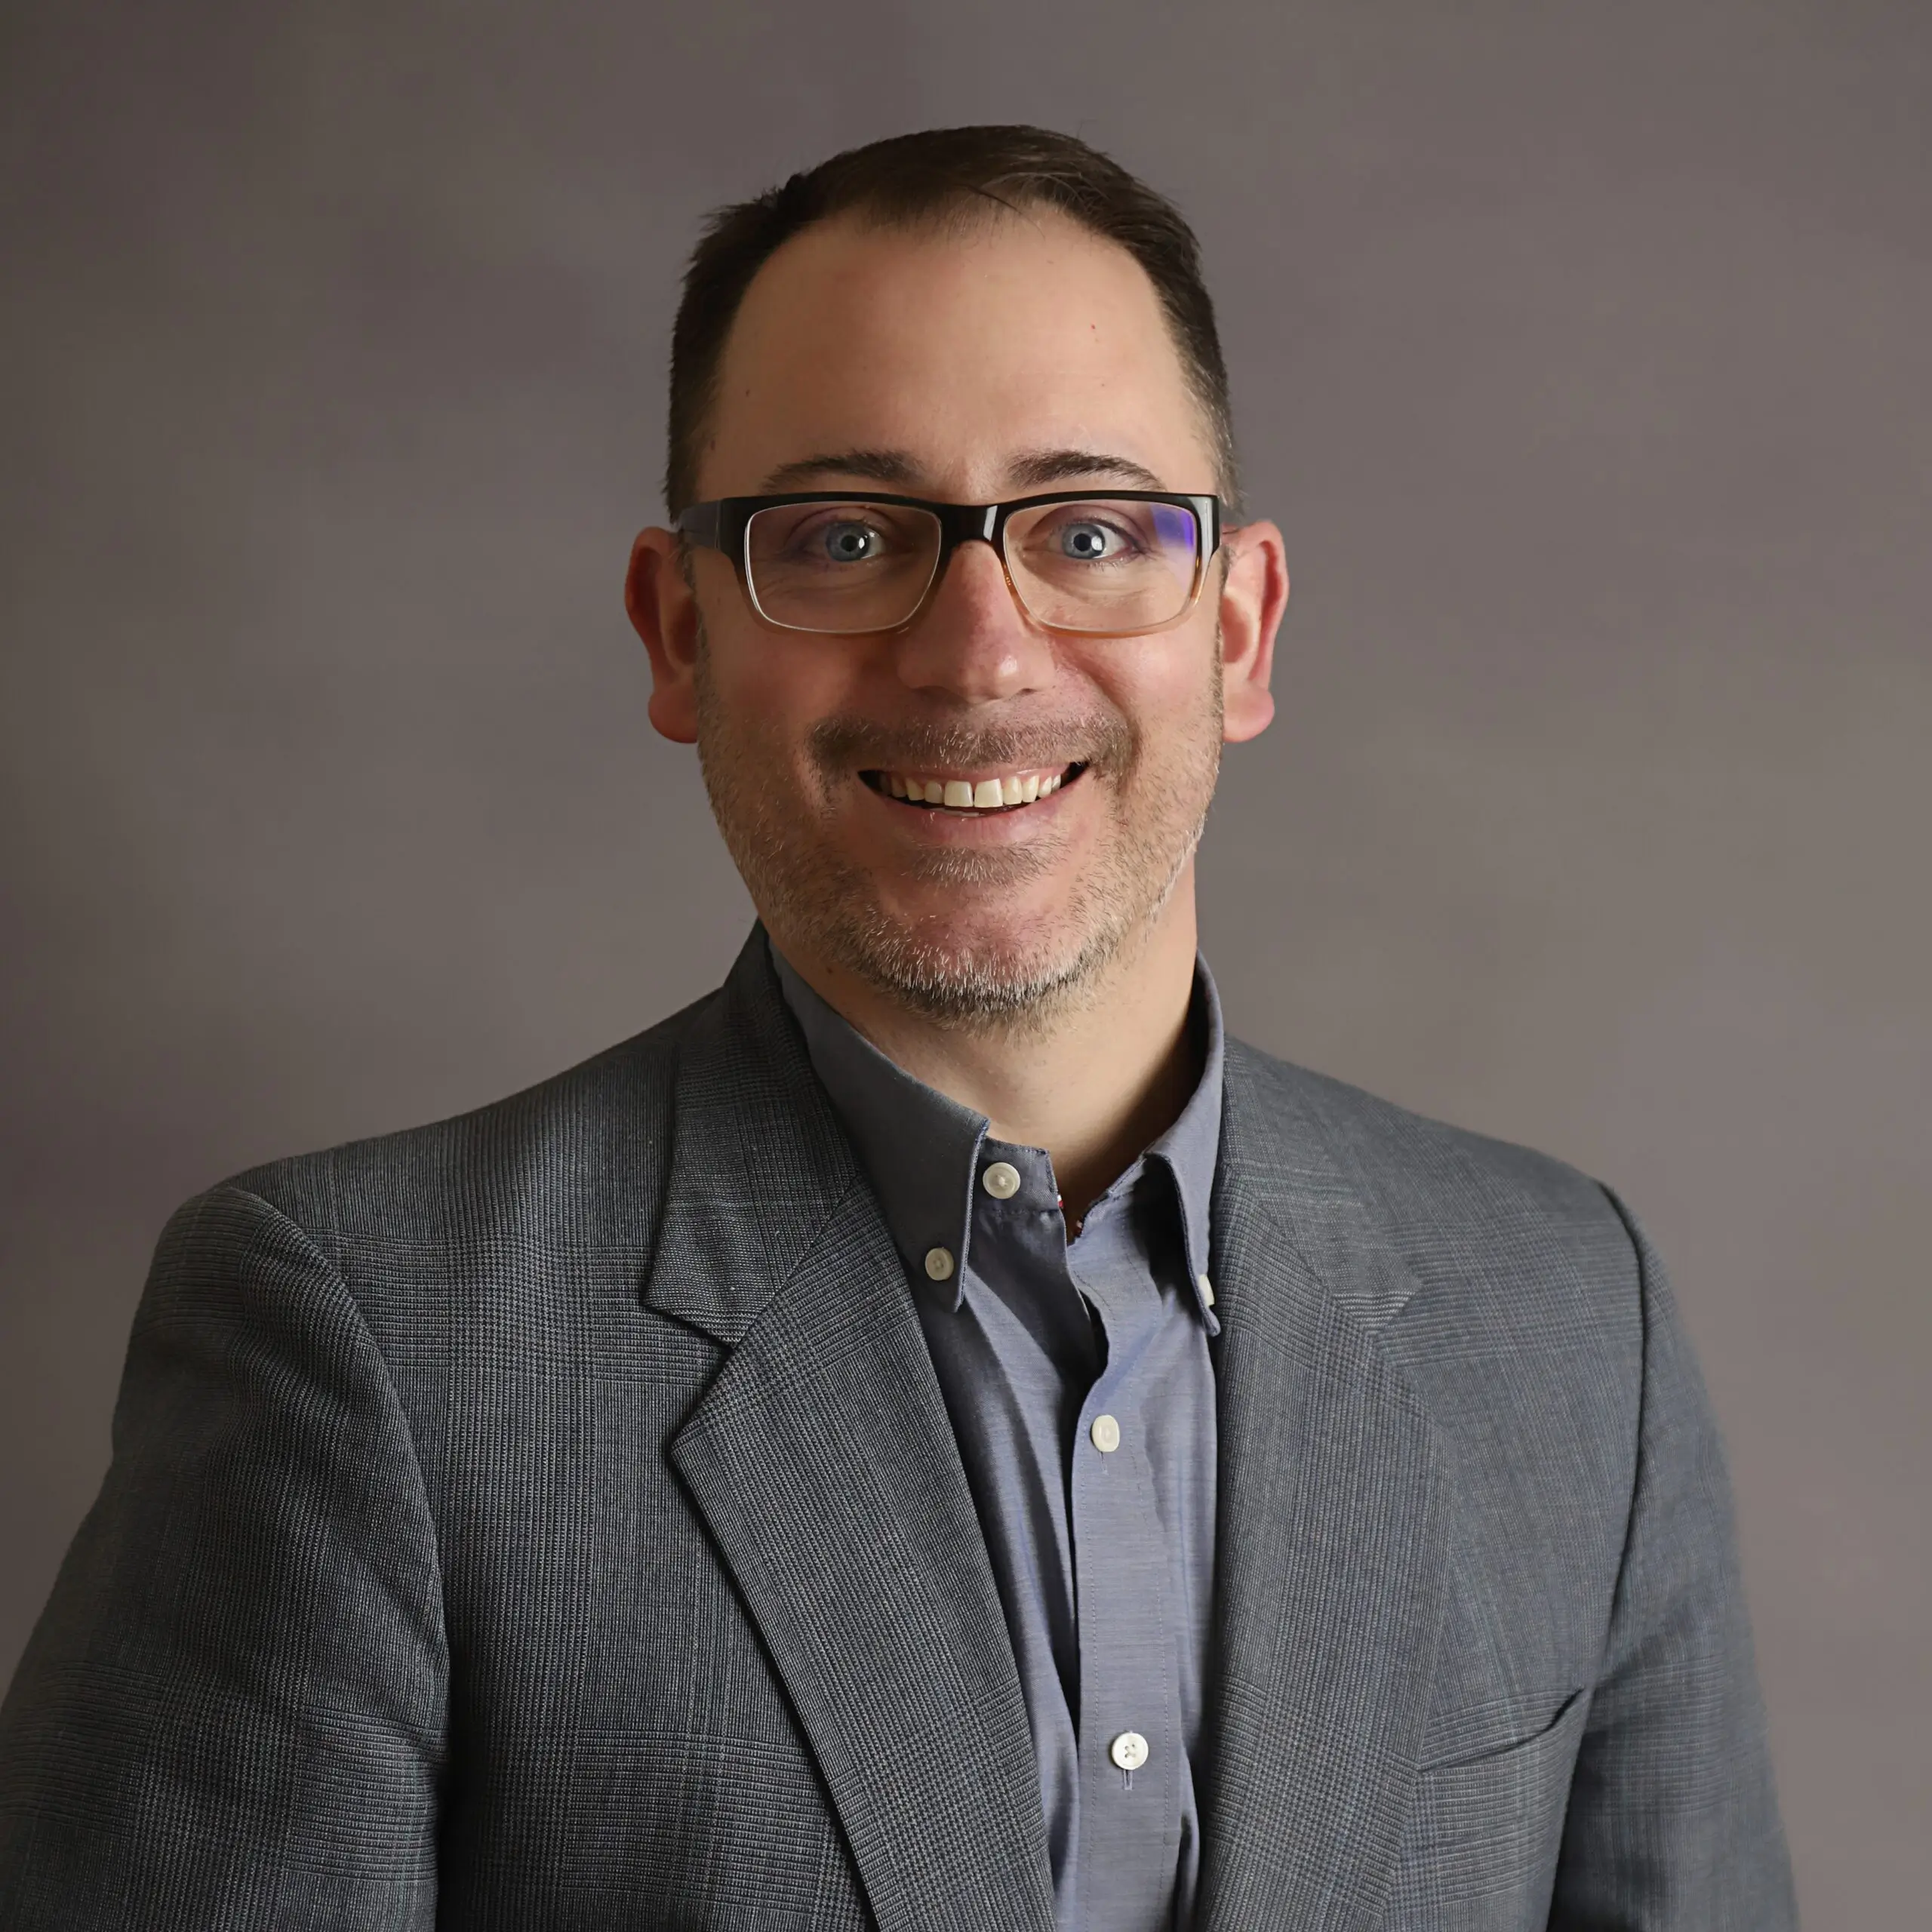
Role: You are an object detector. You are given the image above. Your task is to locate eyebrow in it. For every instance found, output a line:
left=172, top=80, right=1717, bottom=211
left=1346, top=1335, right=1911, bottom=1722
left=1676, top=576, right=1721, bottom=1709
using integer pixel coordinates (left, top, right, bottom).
left=1005, top=448, right=1169, bottom=493
left=757, top=450, right=922, bottom=491
left=754, top=447, right=1171, bottom=496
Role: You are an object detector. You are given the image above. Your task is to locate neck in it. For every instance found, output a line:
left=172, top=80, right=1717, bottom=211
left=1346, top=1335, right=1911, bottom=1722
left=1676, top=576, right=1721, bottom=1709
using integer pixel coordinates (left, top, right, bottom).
left=774, top=874, right=1204, bottom=1220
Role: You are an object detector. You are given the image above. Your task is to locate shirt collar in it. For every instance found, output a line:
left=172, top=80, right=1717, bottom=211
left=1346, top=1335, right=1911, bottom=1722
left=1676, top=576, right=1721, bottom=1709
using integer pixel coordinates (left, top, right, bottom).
left=1146, top=969, right=1225, bottom=1310
left=771, top=940, right=1223, bottom=1327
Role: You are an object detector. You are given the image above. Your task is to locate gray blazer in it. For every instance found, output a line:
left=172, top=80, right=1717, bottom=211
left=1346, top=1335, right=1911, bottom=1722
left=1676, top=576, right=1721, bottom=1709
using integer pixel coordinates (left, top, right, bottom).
left=0, top=931, right=1795, bottom=1929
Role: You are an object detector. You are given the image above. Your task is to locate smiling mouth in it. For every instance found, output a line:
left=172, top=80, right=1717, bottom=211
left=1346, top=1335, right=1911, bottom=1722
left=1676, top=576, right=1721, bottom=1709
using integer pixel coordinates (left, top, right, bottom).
left=861, top=763, right=1086, bottom=814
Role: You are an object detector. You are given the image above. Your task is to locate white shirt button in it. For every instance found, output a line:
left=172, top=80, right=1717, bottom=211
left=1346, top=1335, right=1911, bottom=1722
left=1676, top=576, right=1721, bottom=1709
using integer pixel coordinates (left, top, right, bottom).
left=1197, top=1272, right=1216, bottom=1308
left=1109, top=1730, right=1149, bottom=1771
left=1090, top=1414, right=1121, bottom=1454
left=981, top=1161, right=1022, bottom=1200
left=924, top=1246, right=955, bottom=1281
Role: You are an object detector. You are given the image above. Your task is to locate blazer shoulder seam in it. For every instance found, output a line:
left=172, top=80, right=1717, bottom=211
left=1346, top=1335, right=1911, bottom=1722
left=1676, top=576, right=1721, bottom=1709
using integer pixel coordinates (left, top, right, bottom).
left=214, top=1180, right=451, bottom=1654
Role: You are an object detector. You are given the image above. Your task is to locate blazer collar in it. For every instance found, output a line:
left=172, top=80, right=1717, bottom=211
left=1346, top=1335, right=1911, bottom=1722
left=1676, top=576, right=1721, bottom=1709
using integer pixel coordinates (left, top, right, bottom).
left=1197, top=1038, right=1450, bottom=1929
left=644, top=928, right=869, bottom=1346
left=644, top=928, right=1055, bottom=1932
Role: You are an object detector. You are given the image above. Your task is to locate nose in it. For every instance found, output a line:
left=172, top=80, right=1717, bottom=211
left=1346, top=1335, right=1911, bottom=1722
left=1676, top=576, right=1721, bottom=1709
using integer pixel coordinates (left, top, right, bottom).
left=891, top=538, right=1055, bottom=704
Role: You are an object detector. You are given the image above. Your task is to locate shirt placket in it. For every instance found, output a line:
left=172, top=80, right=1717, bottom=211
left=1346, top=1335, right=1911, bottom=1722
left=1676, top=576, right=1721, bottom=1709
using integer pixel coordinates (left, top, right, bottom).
left=1064, top=1202, right=1184, bottom=1932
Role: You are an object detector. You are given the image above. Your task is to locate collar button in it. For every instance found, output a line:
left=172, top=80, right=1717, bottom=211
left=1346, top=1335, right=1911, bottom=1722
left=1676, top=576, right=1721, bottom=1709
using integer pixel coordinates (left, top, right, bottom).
left=981, top=1161, right=1022, bottom=1200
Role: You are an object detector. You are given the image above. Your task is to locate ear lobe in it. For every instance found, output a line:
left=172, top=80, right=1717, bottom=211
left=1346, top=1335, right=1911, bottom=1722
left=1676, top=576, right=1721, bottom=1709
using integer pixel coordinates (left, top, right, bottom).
left=626, top=528, right=701, bottom=745
left=1217, top=519, right=1288, bottom=746
left=1225, top=678, right=1276, bottom=741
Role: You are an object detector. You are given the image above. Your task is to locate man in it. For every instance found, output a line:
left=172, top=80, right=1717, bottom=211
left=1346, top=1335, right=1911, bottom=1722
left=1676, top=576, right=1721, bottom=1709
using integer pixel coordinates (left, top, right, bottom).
left=0, top=126, right=1794, bottom=1930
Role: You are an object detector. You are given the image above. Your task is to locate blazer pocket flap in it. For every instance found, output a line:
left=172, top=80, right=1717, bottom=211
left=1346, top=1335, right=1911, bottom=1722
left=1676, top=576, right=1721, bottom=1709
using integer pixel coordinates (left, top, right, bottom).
left=1392, top=1691, right=1591, bottom=1908
left=1414, top=1692, right=1592, bottom=1777
left=1416, top=1685, right=1589, bottom=1777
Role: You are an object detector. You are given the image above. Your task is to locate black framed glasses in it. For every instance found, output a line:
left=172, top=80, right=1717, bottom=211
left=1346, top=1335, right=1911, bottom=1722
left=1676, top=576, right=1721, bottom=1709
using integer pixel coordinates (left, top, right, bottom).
left=675, top=490, right=1224, bottom=638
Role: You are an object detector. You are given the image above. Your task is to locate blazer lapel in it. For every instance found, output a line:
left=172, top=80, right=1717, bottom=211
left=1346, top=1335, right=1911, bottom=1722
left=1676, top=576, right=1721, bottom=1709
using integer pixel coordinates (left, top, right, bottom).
left=1198, top=1044, right=1451, bottom=1930
left=645, top=934, right=1054, bottom=1932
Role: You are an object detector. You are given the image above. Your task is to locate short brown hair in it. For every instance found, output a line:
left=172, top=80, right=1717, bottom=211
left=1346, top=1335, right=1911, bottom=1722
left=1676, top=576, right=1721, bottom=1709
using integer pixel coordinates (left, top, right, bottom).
left=664, top=125, right=1238, bottom=516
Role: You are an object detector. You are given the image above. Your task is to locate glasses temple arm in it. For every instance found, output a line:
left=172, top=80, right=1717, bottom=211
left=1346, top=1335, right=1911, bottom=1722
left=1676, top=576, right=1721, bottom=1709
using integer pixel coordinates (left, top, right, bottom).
left=674, top=503, right=726, bottom=551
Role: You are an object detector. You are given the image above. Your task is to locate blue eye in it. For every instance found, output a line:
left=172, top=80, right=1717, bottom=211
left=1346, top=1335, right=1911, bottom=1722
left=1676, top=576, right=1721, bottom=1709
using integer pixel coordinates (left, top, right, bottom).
left=1060, top=521, right=1115, bottom=561
left=821, top=521, right=878, bottom=561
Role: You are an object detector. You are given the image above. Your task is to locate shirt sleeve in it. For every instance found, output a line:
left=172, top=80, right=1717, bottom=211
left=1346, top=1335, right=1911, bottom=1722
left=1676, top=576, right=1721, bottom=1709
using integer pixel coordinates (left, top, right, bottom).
left=0, top=1183, right=447, bottom=1929
left=1549, top=1190, right=1798, bottom=1929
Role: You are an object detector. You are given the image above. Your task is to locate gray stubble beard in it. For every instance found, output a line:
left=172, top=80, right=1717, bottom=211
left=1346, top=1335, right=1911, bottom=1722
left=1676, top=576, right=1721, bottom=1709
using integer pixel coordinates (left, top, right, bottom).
left=693, top=632, right=1223, bottom=1035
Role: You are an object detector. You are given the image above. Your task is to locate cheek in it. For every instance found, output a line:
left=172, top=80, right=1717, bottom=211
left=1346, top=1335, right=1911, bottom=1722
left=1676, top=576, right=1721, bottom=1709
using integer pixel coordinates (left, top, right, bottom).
left=701, top=632, right=847, bottom=761
left=1084, top=630, right=1221, bottom=759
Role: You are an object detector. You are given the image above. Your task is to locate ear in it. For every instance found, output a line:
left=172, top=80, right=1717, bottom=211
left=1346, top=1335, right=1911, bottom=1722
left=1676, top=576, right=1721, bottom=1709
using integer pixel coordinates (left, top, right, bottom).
left=624, top=526, right=702, bottom=744
left=1216, top=518, right=1288, bottom=744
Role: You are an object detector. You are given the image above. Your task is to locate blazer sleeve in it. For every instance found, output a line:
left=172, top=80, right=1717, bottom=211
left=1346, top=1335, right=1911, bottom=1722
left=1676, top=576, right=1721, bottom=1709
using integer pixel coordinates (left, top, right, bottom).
left=1549, top=1193, right=1798, bottom=1929
left=0, top=1183, right=447, bottom=1929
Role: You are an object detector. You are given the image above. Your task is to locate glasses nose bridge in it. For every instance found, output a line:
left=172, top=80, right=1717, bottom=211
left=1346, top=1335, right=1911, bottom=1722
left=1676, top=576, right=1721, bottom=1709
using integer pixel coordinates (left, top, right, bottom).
left=927, top=500, right=1023, bottom=611
left=934, top=500, right=1006, bottom=555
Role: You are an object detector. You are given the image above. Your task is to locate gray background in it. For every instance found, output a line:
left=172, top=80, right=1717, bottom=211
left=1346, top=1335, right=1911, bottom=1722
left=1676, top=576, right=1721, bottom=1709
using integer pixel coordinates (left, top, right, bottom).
left=3, top=1, right=1926, bottom=1919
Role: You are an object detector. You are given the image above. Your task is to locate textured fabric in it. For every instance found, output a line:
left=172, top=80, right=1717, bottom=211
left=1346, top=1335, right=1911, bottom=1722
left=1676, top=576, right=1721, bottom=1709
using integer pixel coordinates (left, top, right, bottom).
left=0, top=927, right=1796, bottom=1928
left=773, top=946, right=1222, bottom=1932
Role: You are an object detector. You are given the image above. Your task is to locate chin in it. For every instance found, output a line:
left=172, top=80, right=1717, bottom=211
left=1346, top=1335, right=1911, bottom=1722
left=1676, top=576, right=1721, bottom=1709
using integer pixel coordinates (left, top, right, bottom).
left=836, top=892, right=1131, bottom=1030
left=872, top=878, right=1072, bottom=962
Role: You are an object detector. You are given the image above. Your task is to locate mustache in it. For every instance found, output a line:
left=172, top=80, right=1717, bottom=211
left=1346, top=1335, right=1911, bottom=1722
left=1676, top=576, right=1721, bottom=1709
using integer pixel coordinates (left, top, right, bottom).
left=808, top=713, right=1133, bottom=777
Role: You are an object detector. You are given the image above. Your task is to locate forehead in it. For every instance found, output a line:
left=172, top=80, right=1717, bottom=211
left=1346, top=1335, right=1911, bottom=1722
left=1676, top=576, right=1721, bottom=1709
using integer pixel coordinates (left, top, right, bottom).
left=697, top=206, right=1214, bottom=499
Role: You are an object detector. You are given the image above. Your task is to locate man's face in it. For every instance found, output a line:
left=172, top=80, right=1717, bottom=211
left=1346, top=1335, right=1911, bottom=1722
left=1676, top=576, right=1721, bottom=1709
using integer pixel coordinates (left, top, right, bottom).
left=632, top=207, right=1281, bottom=1026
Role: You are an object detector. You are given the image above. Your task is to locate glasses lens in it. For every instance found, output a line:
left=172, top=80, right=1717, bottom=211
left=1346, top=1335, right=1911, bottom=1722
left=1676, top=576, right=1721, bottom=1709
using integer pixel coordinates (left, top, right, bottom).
left=1004, top=498, right=1201, bottom=634
left=744, top=501, right=942, bottom=632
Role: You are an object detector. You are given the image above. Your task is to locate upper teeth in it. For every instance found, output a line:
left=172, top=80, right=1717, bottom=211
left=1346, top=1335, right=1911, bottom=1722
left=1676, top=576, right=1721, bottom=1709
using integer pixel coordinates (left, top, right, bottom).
left=881, top=770, right=1063, bottom=808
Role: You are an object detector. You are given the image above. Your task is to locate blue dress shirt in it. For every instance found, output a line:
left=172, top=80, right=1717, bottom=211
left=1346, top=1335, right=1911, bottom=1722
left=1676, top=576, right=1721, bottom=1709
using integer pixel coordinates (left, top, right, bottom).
left=773, top=946, right=1223, bottom=1932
